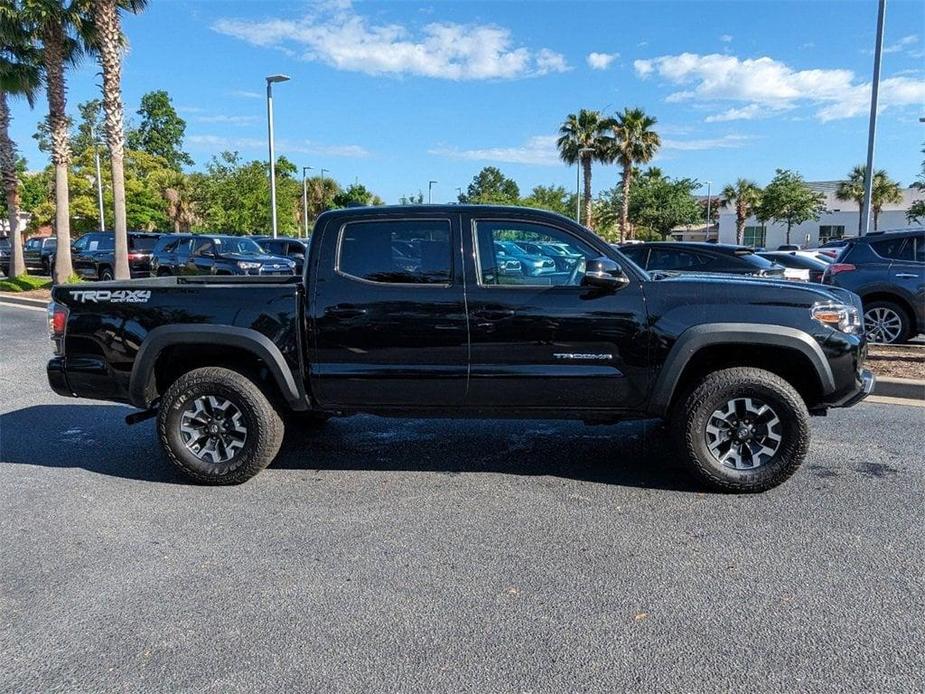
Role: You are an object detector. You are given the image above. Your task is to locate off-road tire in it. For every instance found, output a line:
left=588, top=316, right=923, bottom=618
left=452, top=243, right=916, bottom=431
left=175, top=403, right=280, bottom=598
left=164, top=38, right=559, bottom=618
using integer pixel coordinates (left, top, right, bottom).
left=863, top=299, right=911, bottom=344
left=671, top=367, right=810, bottom=493
left=99, top=266, right=114, bottom=281
left=157, top=367, right=284, bottom=485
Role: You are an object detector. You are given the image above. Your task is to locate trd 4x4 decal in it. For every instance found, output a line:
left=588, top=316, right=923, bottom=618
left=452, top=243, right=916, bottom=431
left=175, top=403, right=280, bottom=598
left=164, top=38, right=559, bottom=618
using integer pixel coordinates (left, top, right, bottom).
left=70, top=289, right=152, bottom=304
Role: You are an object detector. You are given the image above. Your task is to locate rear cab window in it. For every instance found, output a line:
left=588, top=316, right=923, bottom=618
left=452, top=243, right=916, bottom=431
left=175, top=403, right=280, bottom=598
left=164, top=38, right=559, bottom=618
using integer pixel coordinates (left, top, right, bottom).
left=337, top=219, right=452, bottom=285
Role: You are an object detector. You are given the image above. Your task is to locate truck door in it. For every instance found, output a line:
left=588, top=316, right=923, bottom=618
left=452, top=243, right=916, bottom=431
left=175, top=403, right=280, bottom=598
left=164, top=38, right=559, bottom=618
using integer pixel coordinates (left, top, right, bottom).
left=185, top=238, right=217, bottom=275
left=462, top=214, right=650, bottom=412
left=310, top=214, right=468, bottom=408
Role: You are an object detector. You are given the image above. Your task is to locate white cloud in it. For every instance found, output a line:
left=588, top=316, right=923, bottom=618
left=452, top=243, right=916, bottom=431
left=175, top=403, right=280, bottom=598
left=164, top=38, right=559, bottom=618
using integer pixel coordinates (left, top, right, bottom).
left=865, top=34, right=919, bottom=55
left=228, top=90, right=263, bottom=99
left=195, top=114, right=260, bottom=126
left=704, top=103, right=791, bottom=122
left=634, top=51, right=925, bottom=121
left=720, top=34, right=733, bottom=43
left=429, top=135, right=560, bottom=166
left=587, top=52, right=618, bottom=70
left=187, top=134, right=370, bottom=158
left=213, top=1, right=568, bottom=80
left=661, top=134, right=754, bottom=151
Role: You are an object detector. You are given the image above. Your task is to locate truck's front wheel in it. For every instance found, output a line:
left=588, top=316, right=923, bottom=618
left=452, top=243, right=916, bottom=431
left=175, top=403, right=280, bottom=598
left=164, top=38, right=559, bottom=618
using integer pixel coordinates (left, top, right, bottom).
left=157, top=367, right=284, bottom=484
left=672, top=367, right=810, bottom=493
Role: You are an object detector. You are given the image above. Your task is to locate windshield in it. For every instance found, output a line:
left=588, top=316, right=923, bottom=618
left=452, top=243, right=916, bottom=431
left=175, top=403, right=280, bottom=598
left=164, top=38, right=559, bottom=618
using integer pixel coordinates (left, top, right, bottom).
left=738, top=253, right=782, bottom=270
left=216, top=237, right=263, bottom=255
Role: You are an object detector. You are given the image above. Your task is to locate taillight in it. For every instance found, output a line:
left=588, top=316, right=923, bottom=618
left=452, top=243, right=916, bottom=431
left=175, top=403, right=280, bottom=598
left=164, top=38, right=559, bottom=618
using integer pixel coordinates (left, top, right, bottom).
left=47, top=301, right=69, bottom=355
left=826, top=263, right=856, bottom=278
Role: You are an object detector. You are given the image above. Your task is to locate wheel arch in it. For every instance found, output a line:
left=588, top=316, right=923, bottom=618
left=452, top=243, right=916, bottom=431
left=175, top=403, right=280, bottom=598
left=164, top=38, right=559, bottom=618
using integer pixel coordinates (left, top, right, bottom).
left=129, top=324, right=307, bottom=411
left=647, top=323, right=835, bottom=417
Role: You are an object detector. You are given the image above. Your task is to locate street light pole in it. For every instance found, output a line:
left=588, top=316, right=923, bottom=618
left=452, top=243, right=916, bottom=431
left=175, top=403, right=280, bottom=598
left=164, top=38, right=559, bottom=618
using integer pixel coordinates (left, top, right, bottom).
left=302, top=165, right=312, bottom=238
left=265, top=74, right=290, bottom=239
left=428, top=180, right=437, bottom=204
left=861, top=0, right=886, bottom=236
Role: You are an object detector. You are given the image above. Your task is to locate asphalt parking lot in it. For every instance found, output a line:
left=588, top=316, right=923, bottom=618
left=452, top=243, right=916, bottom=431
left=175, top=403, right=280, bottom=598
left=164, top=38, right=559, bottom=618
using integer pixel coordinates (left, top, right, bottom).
left=1, top=302, right=923, bottom=692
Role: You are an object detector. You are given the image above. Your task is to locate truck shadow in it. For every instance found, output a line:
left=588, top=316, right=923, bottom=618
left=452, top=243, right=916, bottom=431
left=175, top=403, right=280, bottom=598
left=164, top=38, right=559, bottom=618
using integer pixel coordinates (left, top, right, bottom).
left=0, top=405, right=700, bottom=492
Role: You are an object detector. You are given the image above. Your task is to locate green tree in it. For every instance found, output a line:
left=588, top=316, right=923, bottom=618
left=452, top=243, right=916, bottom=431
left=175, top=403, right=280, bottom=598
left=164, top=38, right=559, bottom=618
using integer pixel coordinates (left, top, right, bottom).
left=0, top=0, right=42, bottom=277
left=459, top=166, right=519, bottom=204
left=626, top=168, right=700, bottom=240
left=907, top=199, right=925, bottom=225
left=757, top=169, right=825, bottom=245
left=127, top=90, right=192, bottom=170
left=721, top=179, right=762, bottom=245
left=612, top=107, right=661, bottom=241
left=557, top=109, right=615, bottom=229
left=522, top=184, right=576, bottom=217
left=399, top=191, right=424, bottom=205
left=20, top=0, right=91, bottom=283
left=190, top=151, right=300, bottom=235
left=332, top=182, right=383, bottom=208
left=304, top=175, right=340, bottom=220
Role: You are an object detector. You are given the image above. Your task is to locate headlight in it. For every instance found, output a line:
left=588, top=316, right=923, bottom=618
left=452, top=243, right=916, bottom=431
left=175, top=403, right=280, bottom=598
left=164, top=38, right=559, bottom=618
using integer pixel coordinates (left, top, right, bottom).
left=237, top=261, right=261, bottom=270
left=811, top=301, right=861, bottom=334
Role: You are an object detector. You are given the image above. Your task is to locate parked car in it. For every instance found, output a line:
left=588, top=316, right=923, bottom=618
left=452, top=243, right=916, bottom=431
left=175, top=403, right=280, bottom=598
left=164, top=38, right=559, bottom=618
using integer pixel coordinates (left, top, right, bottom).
left=777, top=244, right=802, bottom=251
left=814, top=238, right=855, bottom=259
left=0, top=237, right=10, bottom=275
left=822, top=228, right=924, bottom=344
left=72, top=231, right=163, bottom=280
left=515, top=240, right=583, bottom=272
left=620, top=242, right=786, bottom=278
left=493, top=240, right=557, bottom=277
left=47, top=204, right=873, bottom=492
left=253, top=236, right=309, bottom=274
left=150, top=234, right=295, bottom=276
left=758, top=252, right=830, bottom=283
left=23, top=236, right=57, bottom=274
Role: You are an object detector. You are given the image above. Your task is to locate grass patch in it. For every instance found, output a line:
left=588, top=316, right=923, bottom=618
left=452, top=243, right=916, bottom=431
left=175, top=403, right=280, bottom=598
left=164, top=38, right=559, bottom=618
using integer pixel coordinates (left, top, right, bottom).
left=0, top=274, right=53, bottom=292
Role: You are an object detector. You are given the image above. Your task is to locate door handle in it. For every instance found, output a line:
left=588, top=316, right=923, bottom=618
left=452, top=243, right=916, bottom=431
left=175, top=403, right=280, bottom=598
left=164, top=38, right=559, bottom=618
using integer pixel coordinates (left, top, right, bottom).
left=325, top=306, right=368, bottom=319
left=894, top=273, right=918, bottom=279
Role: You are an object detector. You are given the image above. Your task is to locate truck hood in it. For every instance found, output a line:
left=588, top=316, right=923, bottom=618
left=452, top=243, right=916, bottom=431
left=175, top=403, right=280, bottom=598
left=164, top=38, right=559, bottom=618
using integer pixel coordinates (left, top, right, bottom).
left=651, top=272, right=862, bottom=311
left=218, top=253, right=293, bottom=266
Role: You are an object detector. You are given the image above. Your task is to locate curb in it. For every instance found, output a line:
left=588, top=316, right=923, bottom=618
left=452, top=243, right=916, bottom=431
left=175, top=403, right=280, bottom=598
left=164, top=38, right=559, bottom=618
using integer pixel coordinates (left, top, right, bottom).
left=0, top=293, right=48, bottom=308
left=874, top=377, right=925, bottom=401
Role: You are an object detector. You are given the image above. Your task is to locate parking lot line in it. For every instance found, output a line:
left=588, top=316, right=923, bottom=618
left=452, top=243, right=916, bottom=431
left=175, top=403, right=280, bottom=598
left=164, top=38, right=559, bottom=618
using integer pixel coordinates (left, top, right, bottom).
left=0, top=301, right=47, bottom=313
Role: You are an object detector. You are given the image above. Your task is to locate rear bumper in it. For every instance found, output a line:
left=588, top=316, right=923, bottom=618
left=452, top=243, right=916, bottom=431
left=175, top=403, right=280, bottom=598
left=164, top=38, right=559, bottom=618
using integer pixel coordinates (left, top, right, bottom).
left=47, top=357, right=75, bottom=398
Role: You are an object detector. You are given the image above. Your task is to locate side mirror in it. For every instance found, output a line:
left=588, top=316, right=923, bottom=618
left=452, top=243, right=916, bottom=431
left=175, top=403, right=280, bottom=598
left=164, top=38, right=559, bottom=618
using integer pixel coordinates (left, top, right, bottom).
left=582, top=257, right=630, bottom=291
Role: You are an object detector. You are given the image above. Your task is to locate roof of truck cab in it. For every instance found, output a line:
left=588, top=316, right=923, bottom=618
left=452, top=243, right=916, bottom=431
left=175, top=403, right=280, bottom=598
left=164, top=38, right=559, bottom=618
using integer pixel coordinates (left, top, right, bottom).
left=315, top=204, right=580, bottom=222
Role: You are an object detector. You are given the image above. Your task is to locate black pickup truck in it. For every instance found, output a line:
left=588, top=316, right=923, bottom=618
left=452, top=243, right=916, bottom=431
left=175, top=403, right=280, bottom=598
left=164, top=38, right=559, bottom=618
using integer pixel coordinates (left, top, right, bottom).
left=46, top=205, right=874, bottom=491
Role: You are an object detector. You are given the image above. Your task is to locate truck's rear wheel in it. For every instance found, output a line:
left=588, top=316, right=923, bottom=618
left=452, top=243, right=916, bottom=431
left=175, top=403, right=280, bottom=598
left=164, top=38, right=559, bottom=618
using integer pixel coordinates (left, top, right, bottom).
left=671, top=367, right=809, bottom=493
left=157, top=367, right=284, bottom=484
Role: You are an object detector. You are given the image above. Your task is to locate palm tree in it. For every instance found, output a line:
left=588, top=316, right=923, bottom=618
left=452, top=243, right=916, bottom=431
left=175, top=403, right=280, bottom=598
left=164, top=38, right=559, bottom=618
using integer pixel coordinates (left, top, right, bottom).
left=612, top=107, right=660, bottom=241
left=837, top=165, right=904, bottom=234
left=91, top=0, right=145, bottom=280
left=557, top=109, right=615, bottom=229
left=0, top=0, right=42, bottom=278
left=836, top=165, right=865, bottom=235
left=721, top=179, right=762, bottom=245
left=21, top=0, right=90, bottom=284
left=871, top=171, right=902, bottom=231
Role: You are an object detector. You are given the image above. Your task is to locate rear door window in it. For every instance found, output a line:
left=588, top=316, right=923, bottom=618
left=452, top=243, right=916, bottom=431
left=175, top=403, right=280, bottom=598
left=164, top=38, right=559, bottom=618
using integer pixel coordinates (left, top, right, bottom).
left=130, top=236, right=159, bottom=252
left=871, top=237, right=914, bottom=261
left=338, top=220, right=452, bottom=285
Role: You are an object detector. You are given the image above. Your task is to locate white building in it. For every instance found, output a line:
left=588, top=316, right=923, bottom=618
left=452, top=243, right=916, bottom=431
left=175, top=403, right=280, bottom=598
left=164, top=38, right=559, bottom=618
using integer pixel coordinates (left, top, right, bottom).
left=717, top=182, right=924, bottom=249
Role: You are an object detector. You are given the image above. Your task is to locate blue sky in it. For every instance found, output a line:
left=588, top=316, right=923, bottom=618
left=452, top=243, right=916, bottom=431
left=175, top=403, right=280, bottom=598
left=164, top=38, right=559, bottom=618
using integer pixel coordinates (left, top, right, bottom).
left=8, top=0, right=925, bottom=203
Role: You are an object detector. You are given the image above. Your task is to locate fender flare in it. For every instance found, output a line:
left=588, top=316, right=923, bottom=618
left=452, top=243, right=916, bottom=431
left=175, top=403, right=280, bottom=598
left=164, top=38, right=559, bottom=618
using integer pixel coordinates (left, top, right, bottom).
left=647, top=323, right=835, bottom=416
left=129, top=324, right=307, bottom=410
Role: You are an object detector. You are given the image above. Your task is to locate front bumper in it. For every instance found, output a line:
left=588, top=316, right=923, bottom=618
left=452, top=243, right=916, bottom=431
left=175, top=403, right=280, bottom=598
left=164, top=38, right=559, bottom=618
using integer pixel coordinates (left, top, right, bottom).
left=830, top=368, right=875, bottom=408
